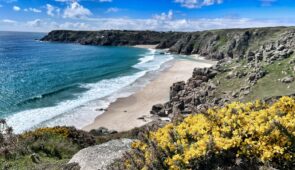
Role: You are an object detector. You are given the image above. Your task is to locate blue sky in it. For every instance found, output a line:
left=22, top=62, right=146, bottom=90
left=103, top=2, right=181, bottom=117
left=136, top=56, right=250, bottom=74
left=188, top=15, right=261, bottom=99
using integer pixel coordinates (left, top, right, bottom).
left=0, top=0, right=295, bottom=32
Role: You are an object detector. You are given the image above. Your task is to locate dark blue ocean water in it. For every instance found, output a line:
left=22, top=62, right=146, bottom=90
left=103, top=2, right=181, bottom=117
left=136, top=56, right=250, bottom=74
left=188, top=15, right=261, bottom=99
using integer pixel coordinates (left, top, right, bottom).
left=0, top=32, right=173, bottom=133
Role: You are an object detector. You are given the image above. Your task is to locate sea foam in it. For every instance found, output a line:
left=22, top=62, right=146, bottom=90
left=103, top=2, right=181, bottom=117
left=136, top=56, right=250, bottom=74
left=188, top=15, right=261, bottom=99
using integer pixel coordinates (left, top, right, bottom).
left=6, top=49, right=173, bottom=133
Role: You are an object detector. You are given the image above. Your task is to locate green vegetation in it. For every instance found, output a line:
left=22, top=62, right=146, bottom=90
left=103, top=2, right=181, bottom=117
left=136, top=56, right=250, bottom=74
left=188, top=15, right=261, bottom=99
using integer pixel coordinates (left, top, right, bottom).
left=0, top=125, right=95, bottom=169
left=0, top=120, right=145, bottom=170
left=213, top=53, right=295, bottom=102
left=245, top=56, right=295, bottom=101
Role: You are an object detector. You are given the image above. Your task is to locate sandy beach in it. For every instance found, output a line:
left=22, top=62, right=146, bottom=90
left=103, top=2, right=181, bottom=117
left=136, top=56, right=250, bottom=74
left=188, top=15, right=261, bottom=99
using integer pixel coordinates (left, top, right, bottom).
left=83, top=57, right=215, bottom=132
left=133, top=44, right=158, bottom=49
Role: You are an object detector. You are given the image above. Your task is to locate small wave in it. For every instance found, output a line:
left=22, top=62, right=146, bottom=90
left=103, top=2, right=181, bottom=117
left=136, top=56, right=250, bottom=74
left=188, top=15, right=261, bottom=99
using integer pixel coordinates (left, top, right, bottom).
left=6, top=71, right=146, bottom=133
left=137, top=55, right=155, bottom=65
left=16, top=85, right=78, bottom=106
left=134, top=49, right=156, bottom=67
left=133, top=49, right=173, bottom=71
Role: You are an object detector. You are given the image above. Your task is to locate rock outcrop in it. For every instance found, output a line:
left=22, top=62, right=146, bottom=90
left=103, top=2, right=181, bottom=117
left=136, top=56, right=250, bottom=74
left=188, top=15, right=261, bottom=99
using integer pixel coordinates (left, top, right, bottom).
left=151, top=62, right=227, bottom=117
left=68, top=139, right=133, bottom=170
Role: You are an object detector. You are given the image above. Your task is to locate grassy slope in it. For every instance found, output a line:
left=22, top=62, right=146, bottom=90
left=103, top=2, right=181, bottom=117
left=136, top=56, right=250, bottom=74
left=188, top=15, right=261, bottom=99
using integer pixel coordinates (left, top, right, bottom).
left=245, top=56, right=295, bottom=101
left=213, top=54, right=295, bottom=102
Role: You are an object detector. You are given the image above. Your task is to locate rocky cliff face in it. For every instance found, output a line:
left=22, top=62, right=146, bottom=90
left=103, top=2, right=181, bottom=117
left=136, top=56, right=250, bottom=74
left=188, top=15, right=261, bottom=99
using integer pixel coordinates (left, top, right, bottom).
left=167, top=27, right=295, bottom=59
left=42, top=27, right=295, bottom=60
left=40, top=30, right=184, bottom=46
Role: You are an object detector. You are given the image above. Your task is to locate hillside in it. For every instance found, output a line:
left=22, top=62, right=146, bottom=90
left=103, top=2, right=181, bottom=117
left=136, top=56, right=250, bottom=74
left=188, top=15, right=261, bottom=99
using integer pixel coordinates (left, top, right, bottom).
left=40, top=30, right=184, bottom=47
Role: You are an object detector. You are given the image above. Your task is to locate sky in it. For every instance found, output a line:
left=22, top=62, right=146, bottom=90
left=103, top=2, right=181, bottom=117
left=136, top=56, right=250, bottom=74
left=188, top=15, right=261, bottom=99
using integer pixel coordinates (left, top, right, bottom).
left=0, top=0, right=295, bottom=32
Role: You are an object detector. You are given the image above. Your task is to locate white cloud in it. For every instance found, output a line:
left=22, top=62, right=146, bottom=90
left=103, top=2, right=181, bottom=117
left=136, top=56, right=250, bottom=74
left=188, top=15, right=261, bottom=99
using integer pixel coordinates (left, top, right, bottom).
left=153, top=10, right=173, bottom=21
left=24, top=8, right=41, bottom=13
left=13, top=5, right=20, bottom=11
left=63, top=2, right=92, bottom=19
left=76, top=17, right=295, bottom=32
left=2, top=19, right=17, bottom=24
left=27, top=19, right=42, bottom=27
left=174, top=0, right=223, bottom=8
left=1, top=15, right=295, bottom=33
left=46, top=4, right=60, bottom=17
left=60, top=22, right=90, bottom=29
left=99, top=0, right=112, bottom=2
left=106, top=7, right=119, bottom=13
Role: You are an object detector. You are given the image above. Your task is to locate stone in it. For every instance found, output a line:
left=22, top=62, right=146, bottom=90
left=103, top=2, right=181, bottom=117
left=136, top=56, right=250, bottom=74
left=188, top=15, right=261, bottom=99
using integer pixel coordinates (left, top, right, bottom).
left=89, top=127, right=117, bottom=136
left=277, top=45, right=285, bottom=51
left=31, top=153, right=41, bottom=164
left=170, top=81, right=185, bottom=100
left=281, top=76, right=294, bottom=83
left=226, top=71, right=234, bottom=79
left=150, top=104, right=166, bottom=117
left=69, top=139, right=133, bottom=170
left=235, top=71, right=247, bottom=78
left=207, top=70, right=218, bottom=79
left=248, top=73, right=256, bottom=82
left=231, top=91, right=239, bottom=98
left=247, top=51, right=255, bottom=57
left=248, top=70, right=266, bottom=83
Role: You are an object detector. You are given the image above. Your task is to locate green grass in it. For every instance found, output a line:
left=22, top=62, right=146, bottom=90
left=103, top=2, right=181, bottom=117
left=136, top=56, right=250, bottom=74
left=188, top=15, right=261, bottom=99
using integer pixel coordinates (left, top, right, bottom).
left=0, top=156, right=69, bottom=170
left=212, top=54, right=295, bottom=102
left=244, top=55, right=295, bottom=101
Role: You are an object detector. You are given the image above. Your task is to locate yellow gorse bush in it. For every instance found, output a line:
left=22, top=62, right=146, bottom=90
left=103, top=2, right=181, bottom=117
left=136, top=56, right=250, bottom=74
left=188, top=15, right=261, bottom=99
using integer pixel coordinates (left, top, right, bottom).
left=132, top=96, right=295, bottom=169
left=21, top=127, right=70, bottom=139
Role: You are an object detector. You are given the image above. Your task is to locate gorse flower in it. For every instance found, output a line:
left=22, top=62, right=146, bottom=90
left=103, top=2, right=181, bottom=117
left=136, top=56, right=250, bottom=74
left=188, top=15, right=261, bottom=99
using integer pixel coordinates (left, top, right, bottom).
left=21, top=127, right=70, bottom=139
left=128, top=96, right=295, bottom=169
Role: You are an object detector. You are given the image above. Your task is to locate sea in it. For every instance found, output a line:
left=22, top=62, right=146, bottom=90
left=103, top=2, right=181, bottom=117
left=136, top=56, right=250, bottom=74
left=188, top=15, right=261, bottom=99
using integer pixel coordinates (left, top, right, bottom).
left=0, top=31, right=175, bottom=133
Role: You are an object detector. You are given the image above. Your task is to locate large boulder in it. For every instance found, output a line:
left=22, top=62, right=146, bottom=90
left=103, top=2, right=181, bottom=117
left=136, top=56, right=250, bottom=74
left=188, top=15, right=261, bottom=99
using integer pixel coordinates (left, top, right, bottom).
left=170, top=81, right=185, bottom=100
left=68, top=139, right=133, bottom=170
left=150, top=104, right=166, bottom=117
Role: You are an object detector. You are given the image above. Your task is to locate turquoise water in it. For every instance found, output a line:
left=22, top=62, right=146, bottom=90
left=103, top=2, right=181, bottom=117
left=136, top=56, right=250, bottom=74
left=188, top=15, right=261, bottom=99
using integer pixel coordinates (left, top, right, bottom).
left=0, top=32, right=173, bottom=133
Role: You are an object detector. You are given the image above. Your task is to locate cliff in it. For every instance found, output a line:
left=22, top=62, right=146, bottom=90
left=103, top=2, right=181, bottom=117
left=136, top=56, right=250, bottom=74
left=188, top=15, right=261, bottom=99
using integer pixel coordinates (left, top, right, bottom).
left=42, top=27, right=295, bottom=60
left=40, top=30, right=184, bottom=47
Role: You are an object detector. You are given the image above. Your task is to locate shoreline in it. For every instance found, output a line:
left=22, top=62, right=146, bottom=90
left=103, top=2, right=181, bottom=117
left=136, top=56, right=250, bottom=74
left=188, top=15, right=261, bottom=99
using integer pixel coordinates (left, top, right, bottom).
left=132, top=44, right=158, bottom=49
left=83, top=58, right=216, bottom=132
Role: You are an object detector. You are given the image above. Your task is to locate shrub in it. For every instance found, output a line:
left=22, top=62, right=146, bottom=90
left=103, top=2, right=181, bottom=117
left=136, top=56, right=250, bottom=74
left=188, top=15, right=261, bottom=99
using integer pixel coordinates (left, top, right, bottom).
left=21, top=126, right=95, bottom=149
left=117, top=96, right=295, bottom=170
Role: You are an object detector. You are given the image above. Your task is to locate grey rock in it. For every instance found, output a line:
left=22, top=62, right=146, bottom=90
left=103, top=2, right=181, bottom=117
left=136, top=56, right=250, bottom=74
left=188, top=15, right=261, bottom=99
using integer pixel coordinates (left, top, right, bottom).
left=248, top=73, right=256, bottom=82
left=31, top=153, right=41, bottom=164
left=281, top=76, right=294, bottom=83
left=248, top=70, right=266, bottom=83
left=231, top=91, right=239, bottom=98
left=170, top=81, right=185, bottom=100
left=150, top=104, right=166, bottom=117
left=69, top=139, right=133, bottom=170
left=89, top=127, right=117, bottom=136
left=277, top=45, right=285, bottom=51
